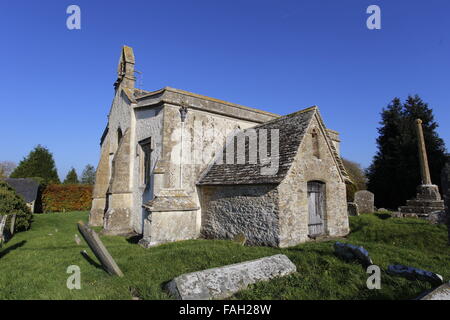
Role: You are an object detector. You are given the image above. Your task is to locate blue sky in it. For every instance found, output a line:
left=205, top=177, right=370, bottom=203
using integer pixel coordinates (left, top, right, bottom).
left=0, top=0, right=449, bottom=180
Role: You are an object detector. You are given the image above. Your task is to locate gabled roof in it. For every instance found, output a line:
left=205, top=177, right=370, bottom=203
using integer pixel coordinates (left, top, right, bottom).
left=4, top=178, right=40, bottom=203
left=197, top=106, right=350, bottom=186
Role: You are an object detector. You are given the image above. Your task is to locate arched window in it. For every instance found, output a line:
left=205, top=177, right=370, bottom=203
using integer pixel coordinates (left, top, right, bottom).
left=311, top=128, right=320, bottom=159
left=117, top=128, right=123, bottom=146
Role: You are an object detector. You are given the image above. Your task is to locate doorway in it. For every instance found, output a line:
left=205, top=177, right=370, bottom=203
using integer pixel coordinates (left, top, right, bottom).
left=307, top=181, right=326, bottom=236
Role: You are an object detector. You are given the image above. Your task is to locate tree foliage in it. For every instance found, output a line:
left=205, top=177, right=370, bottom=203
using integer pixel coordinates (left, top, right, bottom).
left=63, top=168, right=79, bottom=184
left=367, top=95, right=447, bottom=209
left=0, top=180, right=33, bottom=231
left=342, top=158, right=367, bottom=202
left=80, top=164, right=96, bottom=185
left=10, top=145, right=60, bottom=184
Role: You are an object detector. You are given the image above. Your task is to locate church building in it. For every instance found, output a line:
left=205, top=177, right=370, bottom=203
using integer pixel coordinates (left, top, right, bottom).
left=89, top=46, right=351, bottom=248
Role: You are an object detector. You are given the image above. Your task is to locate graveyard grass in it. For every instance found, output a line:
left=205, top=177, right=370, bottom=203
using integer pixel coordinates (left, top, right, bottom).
left=0, top=211, right=449, bottom=300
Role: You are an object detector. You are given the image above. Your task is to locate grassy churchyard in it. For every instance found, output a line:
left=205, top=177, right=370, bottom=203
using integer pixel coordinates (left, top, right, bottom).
left=0, top=211, right=448, bottom=300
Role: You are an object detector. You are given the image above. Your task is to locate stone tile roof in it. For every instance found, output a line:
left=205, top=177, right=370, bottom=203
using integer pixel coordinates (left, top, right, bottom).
left=197, top=106, right=350, bottom=186
left=4, top=178, right=40, bottom=203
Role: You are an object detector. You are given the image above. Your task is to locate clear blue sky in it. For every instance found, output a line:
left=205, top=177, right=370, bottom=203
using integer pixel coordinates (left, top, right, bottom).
left=1, top=0, right=449, bottom=180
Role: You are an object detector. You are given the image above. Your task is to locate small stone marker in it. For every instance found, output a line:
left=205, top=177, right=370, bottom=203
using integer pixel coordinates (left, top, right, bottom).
left=74, top=234, right=81, bottom=245
left=0, top=215, right=7, bottom=245
left=166, top=254, right=296, bottom=300
left=347, top=202, right=359, bottom=216
left=334, top=242, right=373, bottom=267
left=77, top=221, right=123, bottom=277
left=419, top=282, right=450, bottom=300
left=232, top=232, right=246, bottom=246
left=354, top=190, right=375, bottom=213
left=387, top=264, right=443, bottom=286
left=9, top=214, right=16, bottom=236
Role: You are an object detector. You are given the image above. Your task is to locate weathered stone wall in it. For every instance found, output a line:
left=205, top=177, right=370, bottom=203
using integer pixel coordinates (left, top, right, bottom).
left=200, top=184, right=280, bottom=246
left=103, top=129, right=134, bottom=235
left=161, top=104, right=258, bottom=192
left=278, top=116, right=348, bottom=247
left=131, top=106, right=164, bottom=233
left=142, top=210, right=198, bottom=247
left=89, top=90, right=133, bottom=227
left=161, top=103, right=267, bottom=237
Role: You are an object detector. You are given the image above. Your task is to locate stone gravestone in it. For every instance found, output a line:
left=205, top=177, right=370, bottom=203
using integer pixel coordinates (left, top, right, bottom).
left=77, top=221, right=123, bottom=277
left=0, top=215, right=7, bottom=245
left=9, top=214, right=16, bottom=236
left=354, top=190, right=374, bottom=213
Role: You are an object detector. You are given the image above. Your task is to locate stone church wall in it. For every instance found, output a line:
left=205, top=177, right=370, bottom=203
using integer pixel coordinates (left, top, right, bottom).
left=278, top=116, right=348, bottom=247
left=131, top=106, right=164, bottom=233
left=200, top=184, right=280, bottom=246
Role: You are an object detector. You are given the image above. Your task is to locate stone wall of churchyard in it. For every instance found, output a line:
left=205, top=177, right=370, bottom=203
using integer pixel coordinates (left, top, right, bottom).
left=200, top=184, right=280, bottom=246
left=42, top=184, right=93, bottom=212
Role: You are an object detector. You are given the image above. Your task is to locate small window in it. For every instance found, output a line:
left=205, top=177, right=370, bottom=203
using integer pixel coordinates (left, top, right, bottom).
left=117, top=128, right=123, bottom=146
left=312, top=128, right=320, bottom=159
left=138, top=138, right=152, bottom=186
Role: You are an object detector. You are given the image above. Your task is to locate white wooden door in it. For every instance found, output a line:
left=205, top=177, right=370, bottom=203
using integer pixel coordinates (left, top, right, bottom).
left=307, top=181, right=325, bottom=236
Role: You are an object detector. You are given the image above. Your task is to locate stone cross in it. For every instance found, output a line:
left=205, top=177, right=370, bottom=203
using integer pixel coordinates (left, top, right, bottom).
left=415, top=119, right=432, bottom=185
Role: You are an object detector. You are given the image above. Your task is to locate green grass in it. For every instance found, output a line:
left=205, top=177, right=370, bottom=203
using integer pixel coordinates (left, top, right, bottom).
left=0, top=211, right=448, bottom=300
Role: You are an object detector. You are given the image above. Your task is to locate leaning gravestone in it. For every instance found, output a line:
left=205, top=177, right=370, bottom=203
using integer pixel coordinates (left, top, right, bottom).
left=354, top=190, right=375, bottom=213
left=166, top=254, right=296, bottom=300
left=77, top=221, right=123, bottom=277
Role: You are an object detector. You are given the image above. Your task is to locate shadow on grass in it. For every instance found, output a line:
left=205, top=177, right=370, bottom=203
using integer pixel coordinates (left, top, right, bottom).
left=126, top=234, right=143, bottom=244
left=0, top=240, right=27, bottom=259
left=375, top=213, right=392, bottom=220
left=80, top=250, right=103, bottom=270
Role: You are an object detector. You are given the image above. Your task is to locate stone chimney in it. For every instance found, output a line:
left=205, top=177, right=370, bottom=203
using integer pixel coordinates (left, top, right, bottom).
left=114, top=45, right=135, bottom=90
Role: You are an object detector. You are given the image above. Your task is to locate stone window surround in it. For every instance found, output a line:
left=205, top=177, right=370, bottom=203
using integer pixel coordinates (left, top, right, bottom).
left=138, top=137, right=152, bottom=187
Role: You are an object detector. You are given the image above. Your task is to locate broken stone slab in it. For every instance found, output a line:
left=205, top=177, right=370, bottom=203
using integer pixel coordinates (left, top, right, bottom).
left=387, top=264, right=444, bottom=287
left=166, top=254, right=296, bottom=300
left=77, top=221, right=123, bottom=277
left=418, top=282, right=450, bottom=300
left=333, top=242, right=373, bottom=266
